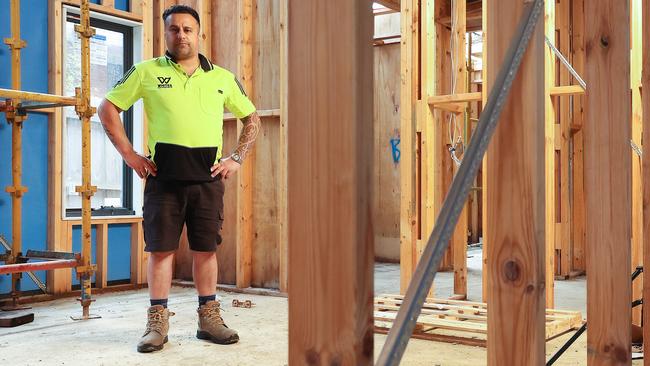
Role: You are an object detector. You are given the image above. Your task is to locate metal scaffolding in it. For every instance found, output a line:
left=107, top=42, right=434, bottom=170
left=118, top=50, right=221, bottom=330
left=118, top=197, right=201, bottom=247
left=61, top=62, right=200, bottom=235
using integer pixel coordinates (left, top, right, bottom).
left=0, top=0, right=98, bottom=320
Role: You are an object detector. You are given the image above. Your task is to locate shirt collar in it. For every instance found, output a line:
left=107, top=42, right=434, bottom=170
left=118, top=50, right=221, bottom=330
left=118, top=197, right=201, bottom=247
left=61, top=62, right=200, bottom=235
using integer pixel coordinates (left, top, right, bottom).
left=164, top=51, right=214, bottom=72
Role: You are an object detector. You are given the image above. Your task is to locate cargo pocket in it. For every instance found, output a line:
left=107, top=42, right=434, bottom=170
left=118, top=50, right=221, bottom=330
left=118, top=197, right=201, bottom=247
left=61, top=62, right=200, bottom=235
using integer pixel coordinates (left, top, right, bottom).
left=216, top=209, right=225, bottom=245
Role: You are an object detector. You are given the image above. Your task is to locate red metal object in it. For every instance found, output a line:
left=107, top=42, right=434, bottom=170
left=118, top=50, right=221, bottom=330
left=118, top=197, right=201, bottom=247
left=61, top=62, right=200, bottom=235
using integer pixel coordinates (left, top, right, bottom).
left=0, top=259, right=77, bottom=275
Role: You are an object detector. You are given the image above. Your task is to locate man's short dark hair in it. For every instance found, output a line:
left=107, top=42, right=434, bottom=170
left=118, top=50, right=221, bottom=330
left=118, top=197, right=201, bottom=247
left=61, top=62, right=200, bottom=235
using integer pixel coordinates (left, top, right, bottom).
left=162, top=5, right=200, bottom=27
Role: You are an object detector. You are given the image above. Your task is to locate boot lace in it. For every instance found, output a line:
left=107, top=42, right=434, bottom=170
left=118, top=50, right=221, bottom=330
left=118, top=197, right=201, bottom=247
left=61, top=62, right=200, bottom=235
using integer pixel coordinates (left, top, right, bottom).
left=145, top=309, right=174, bottom=335
left=203, top=303, right=225, bottom=326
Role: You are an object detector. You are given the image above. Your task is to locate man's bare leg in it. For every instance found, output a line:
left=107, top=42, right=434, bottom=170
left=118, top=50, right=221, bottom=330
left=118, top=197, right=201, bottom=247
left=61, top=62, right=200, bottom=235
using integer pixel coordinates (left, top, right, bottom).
left=148, top=251, right=175, bottom=299
left=192, top=251, right=218, bottom=295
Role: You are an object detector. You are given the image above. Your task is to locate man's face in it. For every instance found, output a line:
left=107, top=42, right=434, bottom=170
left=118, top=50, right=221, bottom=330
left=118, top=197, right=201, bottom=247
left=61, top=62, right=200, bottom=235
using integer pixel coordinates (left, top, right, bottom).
left=164, top=13, right=200, bottom=61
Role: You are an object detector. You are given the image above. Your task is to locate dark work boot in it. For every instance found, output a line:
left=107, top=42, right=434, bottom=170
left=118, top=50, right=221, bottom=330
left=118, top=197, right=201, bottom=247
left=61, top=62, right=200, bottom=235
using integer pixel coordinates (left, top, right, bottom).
left=137, top=305, right=173, bottom=353
left=196, top=300, right=239, bottom=344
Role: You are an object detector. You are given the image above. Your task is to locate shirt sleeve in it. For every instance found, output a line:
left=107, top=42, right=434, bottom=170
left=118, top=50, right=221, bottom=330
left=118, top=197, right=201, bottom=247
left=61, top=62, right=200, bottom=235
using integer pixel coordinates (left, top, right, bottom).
left=105, top=65, right=143, bottom=111
left=225, top=76, right=256, bottom=119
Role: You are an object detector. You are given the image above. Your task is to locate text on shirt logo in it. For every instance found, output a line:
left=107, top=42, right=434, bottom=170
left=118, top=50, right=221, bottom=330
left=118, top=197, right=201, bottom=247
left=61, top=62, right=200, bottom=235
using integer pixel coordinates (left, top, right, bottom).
left=157, top=76, right=172, bottom=88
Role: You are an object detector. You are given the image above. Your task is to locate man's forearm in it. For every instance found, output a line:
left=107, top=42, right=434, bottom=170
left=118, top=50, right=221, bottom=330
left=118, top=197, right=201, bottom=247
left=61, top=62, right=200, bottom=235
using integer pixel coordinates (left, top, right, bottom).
left=98, top=99, right=135, bottom=158
left=231, top=112, right=261, bottom=161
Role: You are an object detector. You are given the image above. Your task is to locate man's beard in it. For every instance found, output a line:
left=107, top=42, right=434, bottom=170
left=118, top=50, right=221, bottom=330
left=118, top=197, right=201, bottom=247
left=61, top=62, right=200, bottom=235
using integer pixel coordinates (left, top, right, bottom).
left=170, top=45, right=193, bottom=60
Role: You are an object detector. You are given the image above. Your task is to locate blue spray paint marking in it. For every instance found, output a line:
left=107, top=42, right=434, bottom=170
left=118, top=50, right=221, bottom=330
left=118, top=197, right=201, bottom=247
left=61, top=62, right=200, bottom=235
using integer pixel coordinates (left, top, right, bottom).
left=390, top=136, right=400, bottom=164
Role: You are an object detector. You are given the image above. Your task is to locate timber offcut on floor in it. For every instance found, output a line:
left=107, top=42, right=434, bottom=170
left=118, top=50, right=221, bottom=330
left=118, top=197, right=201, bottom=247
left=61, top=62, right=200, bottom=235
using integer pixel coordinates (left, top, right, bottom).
left=374, top=294, right=583, bottom=348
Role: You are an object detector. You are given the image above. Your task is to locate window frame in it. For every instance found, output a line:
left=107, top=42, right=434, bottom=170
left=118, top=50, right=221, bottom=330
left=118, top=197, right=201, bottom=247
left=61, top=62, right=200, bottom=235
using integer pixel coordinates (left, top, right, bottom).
left=61, top=6, right=145, bottom=220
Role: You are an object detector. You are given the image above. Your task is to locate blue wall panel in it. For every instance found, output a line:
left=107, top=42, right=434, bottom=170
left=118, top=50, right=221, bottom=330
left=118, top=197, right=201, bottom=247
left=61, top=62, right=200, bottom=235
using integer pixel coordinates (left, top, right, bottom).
left=0, top=0, right=50, bottom=294
left=107, top=224, right=131, bottom=281
left=116, top=0, right=129, bottom=12
left=0, top=0, right=134, bottom=295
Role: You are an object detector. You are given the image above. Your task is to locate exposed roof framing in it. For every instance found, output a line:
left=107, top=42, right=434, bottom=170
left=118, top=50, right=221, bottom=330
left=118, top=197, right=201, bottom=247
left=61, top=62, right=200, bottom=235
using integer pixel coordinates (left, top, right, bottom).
left=375, top=0, right=400, bottom=12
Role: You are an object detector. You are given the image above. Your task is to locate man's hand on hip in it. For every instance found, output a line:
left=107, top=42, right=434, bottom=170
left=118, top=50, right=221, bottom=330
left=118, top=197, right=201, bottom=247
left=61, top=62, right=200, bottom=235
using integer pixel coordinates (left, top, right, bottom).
left=125, top=151, right=157, bottom=179
left=211, top=159, right=241, bottom=179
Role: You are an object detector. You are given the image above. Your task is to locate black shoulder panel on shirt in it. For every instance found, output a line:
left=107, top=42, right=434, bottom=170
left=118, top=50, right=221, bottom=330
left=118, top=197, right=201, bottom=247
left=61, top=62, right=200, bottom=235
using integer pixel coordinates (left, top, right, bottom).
left=115, top=65, right=136, bottom=87
left=234, top=77, right=248, bottom=96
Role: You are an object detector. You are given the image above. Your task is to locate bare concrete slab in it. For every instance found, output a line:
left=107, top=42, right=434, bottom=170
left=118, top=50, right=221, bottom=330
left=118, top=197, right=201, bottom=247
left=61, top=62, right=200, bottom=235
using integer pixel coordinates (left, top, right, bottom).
left=0, top=254, right=640, bottom=365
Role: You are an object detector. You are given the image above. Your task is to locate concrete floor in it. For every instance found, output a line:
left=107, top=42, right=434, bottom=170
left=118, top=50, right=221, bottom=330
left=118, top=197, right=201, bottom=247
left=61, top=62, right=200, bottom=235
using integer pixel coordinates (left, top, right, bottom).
left=0, top=247, right=640, bottom=365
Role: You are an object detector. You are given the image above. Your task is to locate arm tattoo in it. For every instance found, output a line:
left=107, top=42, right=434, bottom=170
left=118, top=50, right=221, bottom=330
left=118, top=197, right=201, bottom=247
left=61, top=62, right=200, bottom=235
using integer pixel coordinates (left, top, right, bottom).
left=102, top=123, right=118, bottom=147
left=233, top=112, right=261, bottom=161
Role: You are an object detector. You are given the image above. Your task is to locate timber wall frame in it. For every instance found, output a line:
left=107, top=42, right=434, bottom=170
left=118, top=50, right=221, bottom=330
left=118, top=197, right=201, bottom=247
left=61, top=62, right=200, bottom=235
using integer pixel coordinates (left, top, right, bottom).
left=400, top=0, right=644, bottom=310
left=44, top=0, right=289, bottom=295
left=401, top=0, right=643, bottom=364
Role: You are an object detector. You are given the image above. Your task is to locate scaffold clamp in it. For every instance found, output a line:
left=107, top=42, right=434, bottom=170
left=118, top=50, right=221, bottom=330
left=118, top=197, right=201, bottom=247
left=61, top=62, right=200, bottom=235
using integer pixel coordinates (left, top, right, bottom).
left=75, top=183, right=97, bottom=198
left=5, top=185, right=28, bottom=198
left=3, top=37, right=26, bottom=50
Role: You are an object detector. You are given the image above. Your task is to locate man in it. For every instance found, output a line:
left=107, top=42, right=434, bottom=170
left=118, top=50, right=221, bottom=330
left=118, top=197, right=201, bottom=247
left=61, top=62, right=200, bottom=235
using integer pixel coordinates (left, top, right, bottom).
left=97, top=5, right=260, bottom=353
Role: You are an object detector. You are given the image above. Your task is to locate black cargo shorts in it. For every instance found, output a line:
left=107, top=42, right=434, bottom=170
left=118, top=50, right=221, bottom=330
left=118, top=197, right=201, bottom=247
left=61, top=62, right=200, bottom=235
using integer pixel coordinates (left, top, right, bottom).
left=143, top=176, right=225, bottom=252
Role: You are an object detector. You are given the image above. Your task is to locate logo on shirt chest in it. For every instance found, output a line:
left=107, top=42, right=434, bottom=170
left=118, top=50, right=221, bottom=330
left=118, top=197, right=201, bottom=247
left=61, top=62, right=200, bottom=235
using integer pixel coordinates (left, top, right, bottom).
left=157, top=76, right=172, bottom=88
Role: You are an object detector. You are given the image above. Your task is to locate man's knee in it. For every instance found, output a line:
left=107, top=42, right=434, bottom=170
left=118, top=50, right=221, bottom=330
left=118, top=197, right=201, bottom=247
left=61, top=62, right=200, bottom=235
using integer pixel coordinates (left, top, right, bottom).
left=150, top=251, right=175, bottom=261
left=192, top=251, right=216, bottom=260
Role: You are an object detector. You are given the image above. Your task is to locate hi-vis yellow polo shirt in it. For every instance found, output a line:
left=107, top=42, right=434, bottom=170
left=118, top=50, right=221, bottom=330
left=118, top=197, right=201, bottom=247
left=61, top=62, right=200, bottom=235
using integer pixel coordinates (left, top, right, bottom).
left=105, top=52, right=256, bottom=181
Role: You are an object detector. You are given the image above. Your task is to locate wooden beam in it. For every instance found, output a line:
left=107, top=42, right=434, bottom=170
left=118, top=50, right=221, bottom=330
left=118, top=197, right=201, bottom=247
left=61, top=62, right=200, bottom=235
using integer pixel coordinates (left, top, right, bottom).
left=47, top=0, right=67, bottom=295
left=428, top=92, right=482, bottom=105
left=223, top=108, right=281, bottom=121
left=399, top=0, right=419, bottom=294
left=543, top=0, right=556, bottom=308
left=584, top=0, right=631, bottom=364
left=549, top=85, right=584, bottom=96
left=100, top=0, right=114, bottom=7
left=556, top=0, right=572, bottom=279
left=486, top=0, right=545, bottom=364
left=630, top=0, right=644, bottom=327
left=570, top=0, right=586, bottom=274
left=236, top=0, right=254, bottom=289
left=432, top=102, right=465, bottom=114
left=278, top=0, right=289, bottom=293
left=130, top=221, right=144, bottom=285
left=435, top=0, right=454, bottom=273
left=61, top=0, right=143, bottom=22
left=642, top=0, right=650, bottom=361
left=95, top=223, right=108, bottom=288
left=451, top=0, right=468, bottom=299
left=419, top=0, right=440, bottom=296
left=375, top=0, right=400, bottom=12
left=481, top=0, right=489, bottom=303
left=287, top=0, right=373, bottom=364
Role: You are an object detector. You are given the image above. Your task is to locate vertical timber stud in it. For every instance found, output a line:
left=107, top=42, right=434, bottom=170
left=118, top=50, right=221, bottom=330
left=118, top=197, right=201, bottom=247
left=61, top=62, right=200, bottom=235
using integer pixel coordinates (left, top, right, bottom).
left=451, top=0, right=468, bottom=298
left=278, top=0, right=289, bottom=293
left=134, top=0, right=154, bottom=284
left=400, top=0, right=420, bottom=294
left=642, top=0, right=650, bottom=361
left=571, top=0, right=586, bottom=274
left=47, top=0, right=67, bottom=294
left=236, top=0, right=254, bottom=288
left=287, top=0, right=374, bottom=364
left=486, top=0, right=545, bottom=365
left=630, top=0, right=644, bottom=326
left=421, top=0, right=439, bottom=297
left=543, top=0, right=556, bottom=308
left=556, top=0, right=572, bottom=279
left=584, top=0, right=632, bottom=364
left=481, top=0, right=489, bottom=303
